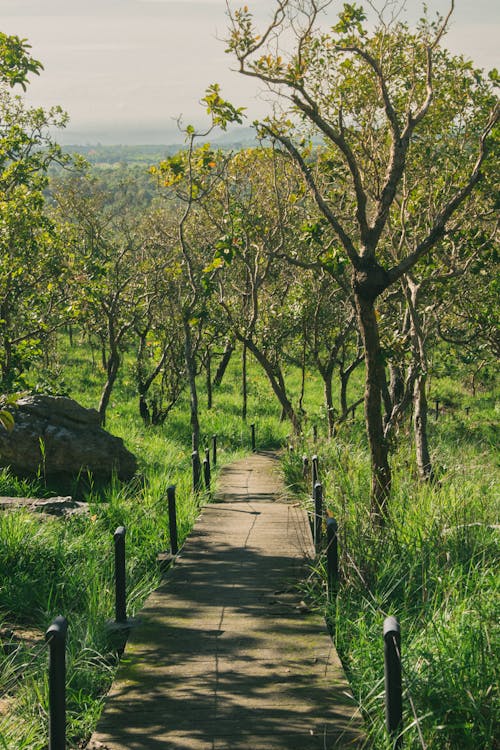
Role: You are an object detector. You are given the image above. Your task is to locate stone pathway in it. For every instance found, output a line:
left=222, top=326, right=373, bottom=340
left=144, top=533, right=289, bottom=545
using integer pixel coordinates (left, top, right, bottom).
left=88, top=452, right=364, bottom=749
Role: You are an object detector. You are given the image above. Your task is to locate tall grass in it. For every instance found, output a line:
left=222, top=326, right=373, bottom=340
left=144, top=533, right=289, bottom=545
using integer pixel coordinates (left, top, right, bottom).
left=0, top=334, right=290, bottom=748
left=1, top=332, right=497, bottom=748
left=282, top=406, right=499, bottom=749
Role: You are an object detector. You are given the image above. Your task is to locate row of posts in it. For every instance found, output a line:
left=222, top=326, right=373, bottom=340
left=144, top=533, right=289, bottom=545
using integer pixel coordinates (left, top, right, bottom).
left=191, top=425, right=256, bottom=493
left=44, top=476, right=181, bottom=750
left=304, top=452, right=403, bottom=746
left=44, top=433, right=402, bottom=748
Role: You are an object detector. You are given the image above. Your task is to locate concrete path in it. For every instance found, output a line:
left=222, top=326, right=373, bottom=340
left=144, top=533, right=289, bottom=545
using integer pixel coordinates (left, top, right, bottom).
left=88, top=452, right=364, bottom=749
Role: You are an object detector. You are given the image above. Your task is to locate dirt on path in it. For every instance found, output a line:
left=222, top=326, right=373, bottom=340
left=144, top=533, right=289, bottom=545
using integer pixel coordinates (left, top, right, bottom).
left=88, top=452, right=364, bottom=749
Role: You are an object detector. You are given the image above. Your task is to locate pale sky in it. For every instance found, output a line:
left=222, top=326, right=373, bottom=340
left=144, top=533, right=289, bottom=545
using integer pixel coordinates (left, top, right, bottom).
left=1, top=0, right=498, bottom=144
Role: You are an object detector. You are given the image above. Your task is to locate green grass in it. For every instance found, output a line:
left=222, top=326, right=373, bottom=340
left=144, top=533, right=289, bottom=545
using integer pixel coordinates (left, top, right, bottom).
left=282, top=404, right=499, bottom=749
left=1, top=332, right=498, bottom=748
left=0, top=334, right=291, bottom=749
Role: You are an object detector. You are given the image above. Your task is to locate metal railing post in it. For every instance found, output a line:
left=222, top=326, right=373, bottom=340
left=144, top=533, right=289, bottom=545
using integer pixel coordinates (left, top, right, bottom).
left=45, top=615, right=67, bottom=750
left=212, top=434, right=217, bottom=467
left=313, top=481, right=323, bottom=551
left=113, top=526, right=127, bottom=624
left=204, top=448, right=211, bottom=491
left=192, top=450, right=201, bottom=491
left=167, top=485, right=178, bottom=555
left=251, top=423, right=256, bottom=452
left=302, top=455, right=309, bottom=479
left=311, top=454, right=318, bottom=496
left=384, top=616, right=403, bottom=748
left=326, top=517, right=338, bottom=599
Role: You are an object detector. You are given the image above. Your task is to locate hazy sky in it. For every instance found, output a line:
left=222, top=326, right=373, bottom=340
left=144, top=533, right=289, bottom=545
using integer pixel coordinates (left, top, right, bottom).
left=1, top=0, right=498, bottom=144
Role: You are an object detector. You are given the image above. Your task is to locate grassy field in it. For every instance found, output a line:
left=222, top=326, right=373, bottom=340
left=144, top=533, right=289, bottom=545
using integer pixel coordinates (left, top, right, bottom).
left=282, top=393, right=499, bottom=749
left=0, top=335, right=498, bottom=748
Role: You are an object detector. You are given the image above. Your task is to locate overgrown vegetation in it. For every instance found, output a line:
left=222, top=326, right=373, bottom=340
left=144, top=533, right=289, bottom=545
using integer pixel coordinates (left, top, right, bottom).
left=1, top=3, right=498, bottom=747
left=0, top=338, right=290, bottom=749
left=282, top=393, right=499, bottom=749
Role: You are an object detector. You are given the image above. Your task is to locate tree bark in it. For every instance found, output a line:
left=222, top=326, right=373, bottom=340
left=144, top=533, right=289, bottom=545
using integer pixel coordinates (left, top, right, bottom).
left=213, top=339, right=234, bottom=387
left=206, top=351, right=212, bottom=410
left=184, top=318, right=200, bottom=452
left=324, top=369, right=335, bottom=438
left=243, top=338, right=301, bottom=434
left=354, top=290, right=391, bottom=521
left=98, top=349, right=120, bottom=426
left=242, top=342, right=247, bottom=421
left=413, top=373, right=434, bottom=481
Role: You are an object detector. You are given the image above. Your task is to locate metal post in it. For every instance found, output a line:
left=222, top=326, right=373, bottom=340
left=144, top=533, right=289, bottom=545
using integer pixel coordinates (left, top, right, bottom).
left=435, top=399, right=440, bottom=420
left=326, top=517, right=338, bottom=599
left=46, top=615, right=67, bottom=750
left=311, top=454, right=318, bottom=496
left=203, top=450, right=211, bottom=491
left=114, top=526, right=127, bottom=624
left=212, top=434, right=217, bottom=467
left=251, top=423, right=256, bottom=452
left=384, top=616, right=403, bottom=747
left=302, top=455, right=309, bottom=479
left=313, top=481, right=323, bottom=551
left=167, top=485, right=178, bottom=555
left=192, top=450, right=201, bottom=491
left=313, top=424, right=318, bottom=443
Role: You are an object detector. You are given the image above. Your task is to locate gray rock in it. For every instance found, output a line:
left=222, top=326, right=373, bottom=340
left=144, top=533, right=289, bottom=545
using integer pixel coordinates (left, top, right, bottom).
left=0, top=496, right=88, bottom=517
left=0, top=395, right=137, bottom=486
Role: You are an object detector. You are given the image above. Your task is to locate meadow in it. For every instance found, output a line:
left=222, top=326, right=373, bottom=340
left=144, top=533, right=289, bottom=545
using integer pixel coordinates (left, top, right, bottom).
left=0, top=334, right=498, bottom=749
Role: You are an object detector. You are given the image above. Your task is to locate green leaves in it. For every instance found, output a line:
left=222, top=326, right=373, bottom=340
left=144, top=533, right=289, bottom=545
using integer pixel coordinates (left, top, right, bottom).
left=332, top=3, right=367, bottom=37
left=0, top=32, right=43, bottom=90
left=202, top=84, right=246, bottom=131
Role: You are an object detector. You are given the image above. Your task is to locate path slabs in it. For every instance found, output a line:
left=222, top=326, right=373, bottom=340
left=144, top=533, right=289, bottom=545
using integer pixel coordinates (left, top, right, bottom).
left=89, top=452, right=364, bottom=749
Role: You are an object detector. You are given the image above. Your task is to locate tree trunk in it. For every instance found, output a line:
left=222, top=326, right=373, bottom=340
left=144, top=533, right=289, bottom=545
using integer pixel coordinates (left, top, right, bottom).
left=184, top=319, right=200, bottom=452
left=244, top=338, right=301, bottom=434
left=324, top=369, right=335, bottom=438
left=98, top=349, right=120, bottom=426
left=413, top=373, right=434, bottom=482
left=213, top=340, right=234, bottom=387
left=206, top=351, right=212, bottom=410
left=242, top=342, right=247, bottom=421
left=354, top=292, right=391, bottom=521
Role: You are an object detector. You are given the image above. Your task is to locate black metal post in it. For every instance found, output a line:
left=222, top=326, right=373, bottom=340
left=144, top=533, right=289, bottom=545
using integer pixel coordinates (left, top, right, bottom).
left=302, top=455, right=309, bottom=479
left=311, top=454, right=318, bottom=496
left=192, top=450, right=201, bottom=491
left=212, top=434, right=217, bottom=467
left=435, top=399, right=440, bottom=420
left=326, top=517, right=338, bottom=599
left=313, top=481, right=323, bottom=551
left=203, top=450, right=211, bottom=491
left=114, top=526, right=127, bottom=624
left=313, top=424, right=318, bottom=443
left=384, top=616, right=403, bottom=747
left=46, top=615, right=67, bottom=750
left=251, top=423, right=256, bottom=452
left=167, top=485, right=178, bottom=555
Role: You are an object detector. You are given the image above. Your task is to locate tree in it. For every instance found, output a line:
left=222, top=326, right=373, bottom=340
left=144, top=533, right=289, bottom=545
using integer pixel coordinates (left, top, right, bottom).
left=226, top=0, right=499, bottom=520
left=53, top=172, right=144, bottom=424
left=208, top=147, right=308, bottom=432
left=150, top=89, right=244, bottom=449
left=0, top=33, right=70, bottom=390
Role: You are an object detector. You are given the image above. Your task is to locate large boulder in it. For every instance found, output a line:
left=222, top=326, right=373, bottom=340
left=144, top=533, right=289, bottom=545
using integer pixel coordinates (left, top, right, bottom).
left=0, top=395, right=137, bottom=487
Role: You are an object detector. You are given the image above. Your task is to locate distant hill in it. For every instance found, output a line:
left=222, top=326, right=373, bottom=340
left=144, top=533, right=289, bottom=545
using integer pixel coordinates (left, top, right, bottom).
left=62, top=128, right=259, bottom=167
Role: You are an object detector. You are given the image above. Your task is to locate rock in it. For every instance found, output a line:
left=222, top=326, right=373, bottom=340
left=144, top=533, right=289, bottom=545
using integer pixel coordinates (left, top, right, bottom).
left=0, top=395, right=137, bottom=487
left=0, top=496, right=88, bottom=517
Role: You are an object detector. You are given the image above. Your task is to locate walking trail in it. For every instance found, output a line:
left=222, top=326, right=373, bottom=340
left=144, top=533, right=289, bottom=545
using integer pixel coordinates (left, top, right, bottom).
left=88, top=452, right=364, bottom=749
